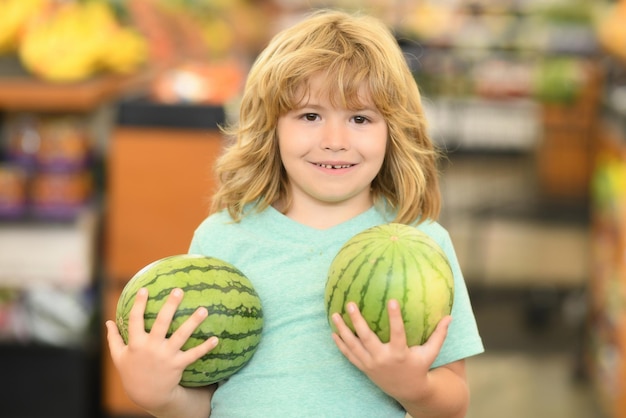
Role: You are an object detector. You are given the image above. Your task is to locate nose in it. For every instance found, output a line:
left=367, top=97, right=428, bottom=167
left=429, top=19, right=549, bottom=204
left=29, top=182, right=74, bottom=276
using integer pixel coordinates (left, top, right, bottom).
left=320, top=119, right=350, bottom=151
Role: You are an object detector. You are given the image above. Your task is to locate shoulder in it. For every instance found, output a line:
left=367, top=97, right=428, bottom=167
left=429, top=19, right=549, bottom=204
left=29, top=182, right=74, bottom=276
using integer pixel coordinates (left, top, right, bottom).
left=190, top=207, right=276, bottom=251
left=189, top=210, right=239, bottom=254
left=413, top=219, right=452, bottom=248
left=195, top=209, right=235, bottom=231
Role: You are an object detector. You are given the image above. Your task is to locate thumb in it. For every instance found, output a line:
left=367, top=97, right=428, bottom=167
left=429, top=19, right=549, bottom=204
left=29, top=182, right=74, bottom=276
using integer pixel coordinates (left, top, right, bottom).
left=105, top=320, right=126, bottom=360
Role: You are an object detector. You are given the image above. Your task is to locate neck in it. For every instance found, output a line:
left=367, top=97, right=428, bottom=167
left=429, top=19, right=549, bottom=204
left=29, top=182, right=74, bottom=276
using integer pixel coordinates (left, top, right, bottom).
left=278, top=197, right=373, bottom=230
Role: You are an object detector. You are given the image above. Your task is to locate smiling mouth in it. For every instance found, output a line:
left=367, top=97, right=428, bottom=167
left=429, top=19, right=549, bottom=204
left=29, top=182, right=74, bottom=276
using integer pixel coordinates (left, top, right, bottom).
left=316, top=163, right=354, bottom=169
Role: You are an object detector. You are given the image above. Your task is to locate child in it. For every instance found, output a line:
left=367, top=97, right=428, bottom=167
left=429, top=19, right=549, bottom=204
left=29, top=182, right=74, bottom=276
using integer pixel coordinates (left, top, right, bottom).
left=106, top=9, right=484, bottom=418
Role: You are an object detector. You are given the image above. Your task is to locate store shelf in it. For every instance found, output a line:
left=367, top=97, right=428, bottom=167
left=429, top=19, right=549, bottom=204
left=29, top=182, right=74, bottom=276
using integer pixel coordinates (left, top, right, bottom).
left=424, top=96, right=542, bottom=153
left=586, top=51, right=626, bottom=418
left=0, top=73, right=149, bottom=112
left=0, top=209, right=99, bottom=289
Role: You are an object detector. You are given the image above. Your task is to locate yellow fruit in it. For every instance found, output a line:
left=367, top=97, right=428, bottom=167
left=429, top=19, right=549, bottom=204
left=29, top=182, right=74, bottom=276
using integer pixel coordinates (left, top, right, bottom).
left=0, top=0, right=48, bottom=52
left=200, top=17, right=234, bottom=58
left=100, top=28, right=148, bottom=74
left=18, top=0, right=147, bottom=81
left=19, top=4, right=99, bottom=81
left=596, top=5, right=626, bottom=61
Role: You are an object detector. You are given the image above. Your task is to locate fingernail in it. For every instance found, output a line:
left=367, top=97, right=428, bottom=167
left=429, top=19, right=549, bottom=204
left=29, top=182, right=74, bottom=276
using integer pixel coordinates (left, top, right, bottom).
left=172, top=288, right=183, bottom=297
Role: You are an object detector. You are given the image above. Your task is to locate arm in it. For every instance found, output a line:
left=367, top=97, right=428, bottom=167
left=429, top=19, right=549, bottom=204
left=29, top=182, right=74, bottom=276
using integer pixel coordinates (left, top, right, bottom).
left=106, top=288, right=219, bottom=418
left=331, top=300, right=469, bottom=418
left=401, top=360, right=468, bottom=418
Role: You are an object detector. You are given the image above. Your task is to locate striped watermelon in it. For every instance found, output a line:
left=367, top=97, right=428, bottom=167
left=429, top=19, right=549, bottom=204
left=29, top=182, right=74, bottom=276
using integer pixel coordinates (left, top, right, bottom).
left=325, top=223, right=454, bottom=346
left=116, top=254, right=264, bottom=387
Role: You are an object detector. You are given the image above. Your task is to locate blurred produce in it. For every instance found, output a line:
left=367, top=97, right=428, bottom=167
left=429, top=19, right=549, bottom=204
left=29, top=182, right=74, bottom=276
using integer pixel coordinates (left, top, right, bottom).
left=126, top=0, right=266, bottom=64
left=533, top=57, right=586, bottom=104
left=17, top=0, right=147, bottom=82
left=125, top=0, right=264, bottom=104
left=0, top=0, right=268, bottom=102
left=400, top=3, right=456, bottom=45
left=596, top=0, right=626, bottom=63
left=150, top=59, right=244, bottom=104
left=0, top=0, right=48, bottom=53
left=400, top=0, right=598, bottom=100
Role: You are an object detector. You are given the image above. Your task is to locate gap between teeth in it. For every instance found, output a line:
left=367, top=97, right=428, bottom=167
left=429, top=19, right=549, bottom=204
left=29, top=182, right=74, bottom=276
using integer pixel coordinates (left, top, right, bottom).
left=318, top=164, right=352, bottom=169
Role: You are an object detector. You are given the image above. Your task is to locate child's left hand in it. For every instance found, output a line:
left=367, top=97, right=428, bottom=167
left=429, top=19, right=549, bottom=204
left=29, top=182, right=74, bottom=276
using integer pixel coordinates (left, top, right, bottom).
left=331, top=299, right=452, bottom=403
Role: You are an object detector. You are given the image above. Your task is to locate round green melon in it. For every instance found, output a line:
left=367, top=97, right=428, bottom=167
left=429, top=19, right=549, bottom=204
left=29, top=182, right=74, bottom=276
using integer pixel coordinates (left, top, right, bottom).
left=325, top=223, right=454, bottom=346
left=116, top=254, right=264, bottom=387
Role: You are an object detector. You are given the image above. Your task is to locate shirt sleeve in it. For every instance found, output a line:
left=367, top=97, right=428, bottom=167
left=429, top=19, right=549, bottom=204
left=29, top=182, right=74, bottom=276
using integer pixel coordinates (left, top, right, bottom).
left=421, top=222, right=485, bottom=368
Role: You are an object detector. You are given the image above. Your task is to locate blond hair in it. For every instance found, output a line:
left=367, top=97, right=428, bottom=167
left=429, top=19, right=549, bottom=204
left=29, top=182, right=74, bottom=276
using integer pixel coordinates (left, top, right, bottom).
left=211, top=9, right=441, bottom=224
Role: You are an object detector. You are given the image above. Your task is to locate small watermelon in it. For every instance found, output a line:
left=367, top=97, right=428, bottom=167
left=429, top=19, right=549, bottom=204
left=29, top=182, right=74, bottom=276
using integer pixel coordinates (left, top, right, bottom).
left=325, top=223, right=454, bottom=346
left=116, top=254, right=264, bottom=387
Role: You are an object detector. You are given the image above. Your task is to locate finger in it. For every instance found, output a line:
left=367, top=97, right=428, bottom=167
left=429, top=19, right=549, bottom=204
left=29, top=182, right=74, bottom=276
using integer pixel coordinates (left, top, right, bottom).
left=331, top=311, right=356, bottom=341
left=105, top=320, right=125, bottom=361
left=180, top=335, right=219, bottom=365
left=386, top=299, right=407, bottom=348
left=331, top=331, right=350, bottom=357
left=168, top=306, right=209, bottom=349
left=419, top=316, right=452, bottom=364
left=127, top=287, right=149, bottom=339
left=346, top=302, right=378, bottom=346
left=333, top=308, right=372, bottom=362
left=150, top=288, right=184, bottom=338
left=332, top=313, right=363, bottom=370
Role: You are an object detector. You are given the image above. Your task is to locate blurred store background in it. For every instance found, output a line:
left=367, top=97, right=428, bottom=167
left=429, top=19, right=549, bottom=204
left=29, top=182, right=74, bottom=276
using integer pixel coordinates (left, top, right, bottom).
left=0, top=0, right=625, bottom=416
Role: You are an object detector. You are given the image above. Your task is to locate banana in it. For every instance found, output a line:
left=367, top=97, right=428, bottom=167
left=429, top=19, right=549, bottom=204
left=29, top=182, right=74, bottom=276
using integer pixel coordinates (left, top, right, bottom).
left=0, top=0, right=49, bottom=53
left=18, top=0, right=148, bottom=82
left=100, top=27, right=148, bottom=74
left=19, top=3, right=99, bottom=81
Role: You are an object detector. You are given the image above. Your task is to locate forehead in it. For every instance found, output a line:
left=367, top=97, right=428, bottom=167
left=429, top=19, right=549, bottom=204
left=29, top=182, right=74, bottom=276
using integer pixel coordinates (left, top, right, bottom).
left=295, top=72, right=375, bottom=109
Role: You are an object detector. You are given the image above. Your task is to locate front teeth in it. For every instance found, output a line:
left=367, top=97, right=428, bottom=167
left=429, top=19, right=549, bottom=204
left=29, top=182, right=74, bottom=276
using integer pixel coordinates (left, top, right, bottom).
left=318, top=164, right=352, bottom=169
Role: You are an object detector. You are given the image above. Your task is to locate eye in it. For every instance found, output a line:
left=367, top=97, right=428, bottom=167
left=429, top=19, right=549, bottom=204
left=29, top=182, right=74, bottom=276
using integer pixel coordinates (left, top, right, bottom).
left=352, top=115, right=369, bottom=124
left=302, top=113, right=319, bottom=122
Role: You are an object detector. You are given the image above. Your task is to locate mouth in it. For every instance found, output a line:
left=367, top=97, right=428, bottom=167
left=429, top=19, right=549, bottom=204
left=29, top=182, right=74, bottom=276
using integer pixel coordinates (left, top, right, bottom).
left=315, top=163, right=355, bottom=169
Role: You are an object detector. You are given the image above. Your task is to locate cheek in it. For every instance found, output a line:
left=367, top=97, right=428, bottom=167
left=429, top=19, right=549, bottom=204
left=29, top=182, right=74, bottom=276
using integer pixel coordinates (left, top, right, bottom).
left=370, top=140, right=388, bottom=175
left=278, top=138, right=304, bottom=163
left=277, top=121, right=305, bottom=154
left=368, top=132, right=388, bottom=164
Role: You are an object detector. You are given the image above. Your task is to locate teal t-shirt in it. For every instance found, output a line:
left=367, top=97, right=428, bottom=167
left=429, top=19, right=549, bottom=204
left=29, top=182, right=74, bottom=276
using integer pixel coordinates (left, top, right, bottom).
left=188, top=205, right=484, bottom=417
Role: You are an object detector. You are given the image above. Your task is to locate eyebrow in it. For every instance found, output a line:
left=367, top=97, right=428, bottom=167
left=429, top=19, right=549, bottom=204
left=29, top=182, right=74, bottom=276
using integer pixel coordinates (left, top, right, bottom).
left=295, top=102, right=324, bottom=110
left=295, top=101, right=379, bottom=113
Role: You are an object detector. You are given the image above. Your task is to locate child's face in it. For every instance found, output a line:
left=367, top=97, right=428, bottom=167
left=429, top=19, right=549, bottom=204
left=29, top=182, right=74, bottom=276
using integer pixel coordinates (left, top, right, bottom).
left=276, top=73, right=387, bottom=212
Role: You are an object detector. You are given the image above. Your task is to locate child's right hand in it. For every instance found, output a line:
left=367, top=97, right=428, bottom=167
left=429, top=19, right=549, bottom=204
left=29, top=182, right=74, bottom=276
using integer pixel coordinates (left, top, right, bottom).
left=105, top=287, right=219, bottom=415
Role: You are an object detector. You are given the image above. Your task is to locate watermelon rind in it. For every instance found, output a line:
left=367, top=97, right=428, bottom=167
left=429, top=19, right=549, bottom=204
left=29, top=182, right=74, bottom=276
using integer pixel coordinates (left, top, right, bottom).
left=116, top=254, right=264, bottom=387
left=325, top=223, right=454, bottom=346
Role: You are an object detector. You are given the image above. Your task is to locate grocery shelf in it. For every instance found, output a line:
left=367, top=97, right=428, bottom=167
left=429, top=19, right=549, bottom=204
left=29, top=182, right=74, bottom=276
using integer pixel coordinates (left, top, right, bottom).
left=0, top=73, right=150, bottom=112
left=0, top=208, right=99, bottom=289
